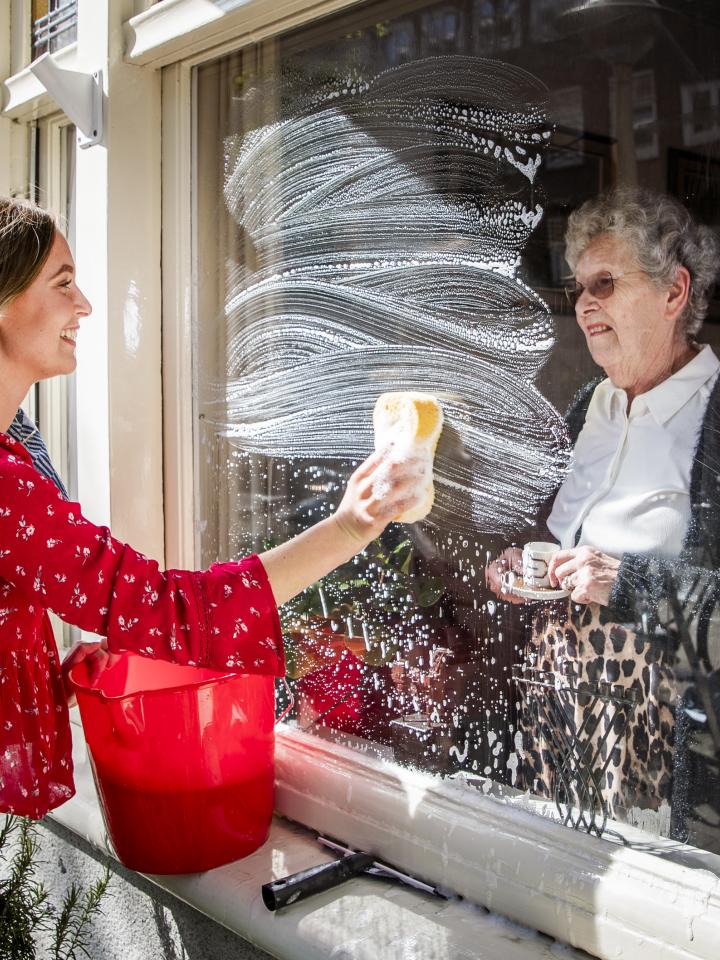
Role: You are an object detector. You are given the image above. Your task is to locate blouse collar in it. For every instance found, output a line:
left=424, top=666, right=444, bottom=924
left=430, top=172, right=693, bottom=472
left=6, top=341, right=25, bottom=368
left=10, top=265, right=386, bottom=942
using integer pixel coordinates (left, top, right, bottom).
left=604, top=344, right=720, bottom=425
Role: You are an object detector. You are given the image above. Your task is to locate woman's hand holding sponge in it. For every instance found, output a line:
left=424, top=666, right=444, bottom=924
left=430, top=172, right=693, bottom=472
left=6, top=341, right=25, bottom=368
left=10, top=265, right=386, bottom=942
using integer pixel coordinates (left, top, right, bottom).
left=260, top=392, right=444, bottom=606
left=334, top=391, right=444, bottom=542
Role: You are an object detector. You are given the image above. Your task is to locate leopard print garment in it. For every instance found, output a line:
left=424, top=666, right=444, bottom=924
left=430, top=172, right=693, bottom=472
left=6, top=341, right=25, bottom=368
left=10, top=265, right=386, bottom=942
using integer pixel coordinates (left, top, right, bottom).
left=519, top=600, right=676, bottom=822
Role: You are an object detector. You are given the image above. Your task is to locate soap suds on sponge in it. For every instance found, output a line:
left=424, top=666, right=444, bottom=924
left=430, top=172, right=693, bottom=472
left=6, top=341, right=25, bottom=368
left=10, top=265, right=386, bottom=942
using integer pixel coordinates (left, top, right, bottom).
left=372, top=392, right=444, bottom=523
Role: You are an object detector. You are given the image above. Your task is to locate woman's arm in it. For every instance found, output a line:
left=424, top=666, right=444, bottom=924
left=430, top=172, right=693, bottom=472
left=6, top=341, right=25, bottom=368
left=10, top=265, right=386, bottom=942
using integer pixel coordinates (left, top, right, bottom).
left=0, top=446, right=283, bottom=671
left=0, top=444, right=422, bottom=673
left=259, top=451, right=420, bottom=605
left=608, top=552, right=720, bottom=627
left=549, top=544, right=720, bottom=633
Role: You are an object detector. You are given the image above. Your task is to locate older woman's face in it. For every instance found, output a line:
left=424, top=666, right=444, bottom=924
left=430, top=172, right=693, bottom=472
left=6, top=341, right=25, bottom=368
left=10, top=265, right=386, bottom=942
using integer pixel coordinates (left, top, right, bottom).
left=573, top=233, right=684, bottom=391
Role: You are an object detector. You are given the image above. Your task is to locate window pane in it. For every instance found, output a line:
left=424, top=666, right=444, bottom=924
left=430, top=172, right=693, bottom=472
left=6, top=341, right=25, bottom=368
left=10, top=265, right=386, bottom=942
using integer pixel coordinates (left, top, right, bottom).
left=194, top=0, right=720, bottom=855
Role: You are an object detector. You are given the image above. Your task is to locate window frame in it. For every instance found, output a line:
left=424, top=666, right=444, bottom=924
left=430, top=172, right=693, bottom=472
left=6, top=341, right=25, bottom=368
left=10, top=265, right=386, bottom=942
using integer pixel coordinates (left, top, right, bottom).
left=155, top=5, right=720, bottom=957
left=10, top=0, right=31, bottom=77
left=35, top=111, right=79, bottom=653
left=35, top=111, right=76, bottom=499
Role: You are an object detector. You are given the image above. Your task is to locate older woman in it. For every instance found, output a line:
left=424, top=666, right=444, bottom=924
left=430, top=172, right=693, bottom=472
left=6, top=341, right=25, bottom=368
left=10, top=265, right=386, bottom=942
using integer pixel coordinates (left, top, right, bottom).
left=488, top=187, right=720, bottom=825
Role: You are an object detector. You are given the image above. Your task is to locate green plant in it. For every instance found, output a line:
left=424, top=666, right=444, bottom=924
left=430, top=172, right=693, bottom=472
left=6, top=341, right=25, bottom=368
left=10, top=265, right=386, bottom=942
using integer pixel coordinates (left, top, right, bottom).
left=0, top=815, right=110, bottom=960
left=281, top=536, right=444, bottom=669
left=0, top=817, right=48, bottom=959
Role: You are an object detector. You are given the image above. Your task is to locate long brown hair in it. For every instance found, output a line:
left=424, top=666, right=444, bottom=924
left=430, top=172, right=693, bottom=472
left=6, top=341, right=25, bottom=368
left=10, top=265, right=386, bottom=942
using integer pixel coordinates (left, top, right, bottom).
left=0, top=198, right=56, bottom=310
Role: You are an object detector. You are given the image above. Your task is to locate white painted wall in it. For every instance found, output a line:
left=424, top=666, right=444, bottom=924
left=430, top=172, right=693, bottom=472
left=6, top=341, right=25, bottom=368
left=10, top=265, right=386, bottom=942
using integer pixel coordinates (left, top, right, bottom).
left=0, top=2, right=29, bottom=199
left=70, top=0, right=164, bottom=561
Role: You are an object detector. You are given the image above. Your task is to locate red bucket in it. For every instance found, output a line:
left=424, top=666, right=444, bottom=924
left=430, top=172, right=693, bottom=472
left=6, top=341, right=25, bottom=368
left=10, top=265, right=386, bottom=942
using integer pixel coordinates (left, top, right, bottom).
left=70, top=652, right=284, bottom=874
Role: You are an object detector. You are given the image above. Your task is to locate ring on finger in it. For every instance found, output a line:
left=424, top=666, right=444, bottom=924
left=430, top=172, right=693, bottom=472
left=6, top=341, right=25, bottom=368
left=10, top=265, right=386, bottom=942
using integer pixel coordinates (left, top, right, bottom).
left=561, top=575, right=574, bottom=591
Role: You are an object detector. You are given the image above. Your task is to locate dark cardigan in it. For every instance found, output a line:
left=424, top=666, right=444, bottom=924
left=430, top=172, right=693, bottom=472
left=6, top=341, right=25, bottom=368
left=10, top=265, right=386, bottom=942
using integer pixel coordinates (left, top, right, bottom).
left=555, top=373, right=720, bottom=628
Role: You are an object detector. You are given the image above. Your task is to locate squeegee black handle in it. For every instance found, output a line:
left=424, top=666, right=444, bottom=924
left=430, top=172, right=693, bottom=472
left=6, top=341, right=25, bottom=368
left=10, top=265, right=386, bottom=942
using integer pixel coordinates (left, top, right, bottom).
left=262, top=852, right=375, bottom=911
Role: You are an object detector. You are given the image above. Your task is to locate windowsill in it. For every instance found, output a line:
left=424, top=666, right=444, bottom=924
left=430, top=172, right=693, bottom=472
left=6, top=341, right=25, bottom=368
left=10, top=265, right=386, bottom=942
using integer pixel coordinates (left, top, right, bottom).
left=276, top=723, right=720, bottom=877
left=2, top=42, right=80, bottom=119
left=58, top=714, right=720, bottom=959
left=273, top=724, right=720, bottom=958
left=51, top=722, right=591, bottom=960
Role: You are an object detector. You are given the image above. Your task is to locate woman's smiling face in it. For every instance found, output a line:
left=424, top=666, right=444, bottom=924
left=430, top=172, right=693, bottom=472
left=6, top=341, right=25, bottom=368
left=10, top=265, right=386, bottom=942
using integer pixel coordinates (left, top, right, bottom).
left=0, top=231, right=91, bottom=383
left=573, top=233, right=686, bottom=392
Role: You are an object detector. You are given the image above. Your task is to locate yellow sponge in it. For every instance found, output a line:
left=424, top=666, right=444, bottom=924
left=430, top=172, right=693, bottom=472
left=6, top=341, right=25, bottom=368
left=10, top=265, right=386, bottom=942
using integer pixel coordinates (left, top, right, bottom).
left=372, top=392, right=444, bottom=523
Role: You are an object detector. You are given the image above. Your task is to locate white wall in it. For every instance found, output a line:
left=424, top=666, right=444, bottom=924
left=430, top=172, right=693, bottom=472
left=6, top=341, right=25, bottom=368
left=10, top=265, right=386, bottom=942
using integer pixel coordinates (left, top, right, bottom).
left=72, top=0, right=164, bottom=561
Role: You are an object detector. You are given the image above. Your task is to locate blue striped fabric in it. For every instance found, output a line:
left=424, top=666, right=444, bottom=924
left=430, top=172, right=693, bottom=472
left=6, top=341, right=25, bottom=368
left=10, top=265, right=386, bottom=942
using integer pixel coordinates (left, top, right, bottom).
left=7, top=408, right=69, bottom=500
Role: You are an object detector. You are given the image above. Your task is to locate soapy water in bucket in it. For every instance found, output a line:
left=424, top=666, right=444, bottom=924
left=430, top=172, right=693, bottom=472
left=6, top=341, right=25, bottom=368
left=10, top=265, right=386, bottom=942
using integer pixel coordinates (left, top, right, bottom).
left=92, top=767, right=274, bottom=874
left=70, top=652, right=277, bottom=874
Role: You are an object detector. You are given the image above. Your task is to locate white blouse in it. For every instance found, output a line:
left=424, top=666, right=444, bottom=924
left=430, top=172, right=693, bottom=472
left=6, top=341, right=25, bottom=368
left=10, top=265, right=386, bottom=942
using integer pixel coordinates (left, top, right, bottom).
left=547, top=344, right=720, bottom=560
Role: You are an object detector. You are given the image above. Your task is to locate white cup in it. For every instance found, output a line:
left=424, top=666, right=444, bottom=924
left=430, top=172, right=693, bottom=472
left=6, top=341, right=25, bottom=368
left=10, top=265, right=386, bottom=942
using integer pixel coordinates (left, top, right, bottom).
left=522, top=541, right=559, bottom=588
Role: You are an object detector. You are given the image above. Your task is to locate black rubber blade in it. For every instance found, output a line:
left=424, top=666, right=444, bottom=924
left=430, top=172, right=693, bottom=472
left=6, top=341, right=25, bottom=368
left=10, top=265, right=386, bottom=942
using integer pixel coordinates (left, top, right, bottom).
left=262, top=851, right=375, bottom=911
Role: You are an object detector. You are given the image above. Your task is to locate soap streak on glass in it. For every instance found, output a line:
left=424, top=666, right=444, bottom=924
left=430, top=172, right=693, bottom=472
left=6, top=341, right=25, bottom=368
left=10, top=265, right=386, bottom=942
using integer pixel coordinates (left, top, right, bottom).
left=213, top=57, right=570, bottom=536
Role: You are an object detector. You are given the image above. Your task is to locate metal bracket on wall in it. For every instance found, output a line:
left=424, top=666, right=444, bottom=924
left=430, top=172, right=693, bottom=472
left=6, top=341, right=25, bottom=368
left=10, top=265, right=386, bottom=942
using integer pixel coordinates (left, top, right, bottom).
left=29, top=54, right=103, bottom=149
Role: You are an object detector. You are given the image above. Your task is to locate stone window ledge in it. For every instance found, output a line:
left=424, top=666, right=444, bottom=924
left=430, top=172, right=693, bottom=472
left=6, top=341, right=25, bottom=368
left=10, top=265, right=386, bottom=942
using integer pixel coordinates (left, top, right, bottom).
left=50, top=723, right=590, bottom=960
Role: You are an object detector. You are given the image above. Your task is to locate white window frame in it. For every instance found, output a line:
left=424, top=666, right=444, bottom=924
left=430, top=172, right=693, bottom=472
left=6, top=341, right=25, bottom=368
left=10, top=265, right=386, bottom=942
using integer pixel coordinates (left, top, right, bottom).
left=150, top=4, right=720, bottom=958
left=35, top=112, right=76, bottom=499
left=35, top=111, right=79, bottom=652
left=10, top=0, right=32, bottom=77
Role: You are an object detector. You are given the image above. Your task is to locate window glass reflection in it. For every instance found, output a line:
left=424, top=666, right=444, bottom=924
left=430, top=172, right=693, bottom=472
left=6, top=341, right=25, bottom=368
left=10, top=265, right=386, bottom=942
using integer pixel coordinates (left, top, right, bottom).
left=194, top=0, right=720, bottom=855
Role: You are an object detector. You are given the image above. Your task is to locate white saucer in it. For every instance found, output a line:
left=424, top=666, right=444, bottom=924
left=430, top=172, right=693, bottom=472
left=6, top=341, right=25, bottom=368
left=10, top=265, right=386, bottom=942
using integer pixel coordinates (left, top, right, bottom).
left=501, top=572, right=570, bottom=601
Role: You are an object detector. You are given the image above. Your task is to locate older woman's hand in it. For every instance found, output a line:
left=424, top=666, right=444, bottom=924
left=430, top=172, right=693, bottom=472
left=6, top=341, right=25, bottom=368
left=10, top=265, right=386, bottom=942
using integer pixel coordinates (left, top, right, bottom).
left=485, top=546, right=525, bottom=604
left=548, top=546, right=621, bottom=606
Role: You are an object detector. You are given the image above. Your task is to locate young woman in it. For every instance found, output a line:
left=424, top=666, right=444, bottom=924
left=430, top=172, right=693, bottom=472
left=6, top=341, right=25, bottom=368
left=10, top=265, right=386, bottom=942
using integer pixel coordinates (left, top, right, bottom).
left=0, top=198, right=422, bottom=819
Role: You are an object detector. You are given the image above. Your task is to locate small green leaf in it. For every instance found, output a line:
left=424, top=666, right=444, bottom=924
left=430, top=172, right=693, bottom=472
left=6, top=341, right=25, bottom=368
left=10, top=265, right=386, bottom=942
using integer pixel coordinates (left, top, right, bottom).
left=412, top=578, right=445, bottom=607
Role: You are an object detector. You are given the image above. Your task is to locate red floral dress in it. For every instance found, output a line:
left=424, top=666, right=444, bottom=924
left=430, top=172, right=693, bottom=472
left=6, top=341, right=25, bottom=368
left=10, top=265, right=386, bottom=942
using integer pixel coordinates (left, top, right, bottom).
left=0, top=433, right=284, bottom=819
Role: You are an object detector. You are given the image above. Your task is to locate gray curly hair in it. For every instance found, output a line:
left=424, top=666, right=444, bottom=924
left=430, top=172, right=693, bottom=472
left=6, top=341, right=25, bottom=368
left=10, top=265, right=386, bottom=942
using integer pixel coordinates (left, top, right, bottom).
left=565, top=187, right=719, bottom=337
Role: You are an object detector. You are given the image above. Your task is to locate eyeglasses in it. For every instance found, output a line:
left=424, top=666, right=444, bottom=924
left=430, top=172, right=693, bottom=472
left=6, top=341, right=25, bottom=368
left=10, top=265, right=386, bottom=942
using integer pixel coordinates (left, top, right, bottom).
left=563, top=270, right=645, bottom=307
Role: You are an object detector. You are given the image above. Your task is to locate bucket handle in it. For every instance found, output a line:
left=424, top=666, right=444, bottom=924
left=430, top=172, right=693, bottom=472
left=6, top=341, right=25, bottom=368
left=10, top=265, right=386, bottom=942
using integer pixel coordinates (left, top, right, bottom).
left=276, top=677, right=294, bottom=725
left=109, top=696, right=146, bottom=747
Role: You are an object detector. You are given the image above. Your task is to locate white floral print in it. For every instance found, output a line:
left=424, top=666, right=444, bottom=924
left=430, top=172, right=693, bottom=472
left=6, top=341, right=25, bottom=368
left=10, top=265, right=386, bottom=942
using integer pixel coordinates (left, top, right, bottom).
left=0, top=433, right=283, bottom=820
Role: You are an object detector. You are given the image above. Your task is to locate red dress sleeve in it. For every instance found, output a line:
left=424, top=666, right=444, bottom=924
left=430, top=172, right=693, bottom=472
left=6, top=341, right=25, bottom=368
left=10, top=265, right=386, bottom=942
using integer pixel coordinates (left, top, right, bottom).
left=0, top=441, right=284, bottom=676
